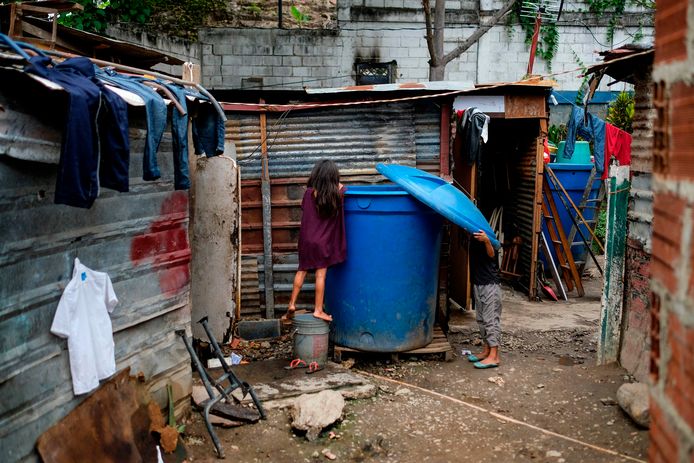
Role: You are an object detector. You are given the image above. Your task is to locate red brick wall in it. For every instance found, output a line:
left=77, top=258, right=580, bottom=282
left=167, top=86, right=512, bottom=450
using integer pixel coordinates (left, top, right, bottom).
left=620, top=239, right=651, bottom=380
left=655, top=0, right=688, bottom=63
left=651, top=0, right=694, bottom=461
left=650, top=401, right=681, bottom=463
left=669, top=83, right=694, bottom=180
left=651, top=192, right=685, bottom=293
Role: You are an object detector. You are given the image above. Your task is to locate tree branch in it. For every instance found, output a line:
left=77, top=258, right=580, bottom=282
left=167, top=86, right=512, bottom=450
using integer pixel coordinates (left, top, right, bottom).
left=422, top=0, right=438, bottom=66
left=441, top=0, right=517, bottom=66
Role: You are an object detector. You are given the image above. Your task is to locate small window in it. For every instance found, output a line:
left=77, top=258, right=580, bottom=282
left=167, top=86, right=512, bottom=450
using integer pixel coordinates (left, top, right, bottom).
left=355, top=61, right=397, bottom=86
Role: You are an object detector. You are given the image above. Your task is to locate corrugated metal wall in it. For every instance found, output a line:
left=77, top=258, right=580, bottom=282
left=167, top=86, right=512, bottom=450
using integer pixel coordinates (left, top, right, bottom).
left=0, top=93, right=192, bottom=462
left=228, top=101, right=441, bottom=315
left=229, top=103, right=420, bottom=179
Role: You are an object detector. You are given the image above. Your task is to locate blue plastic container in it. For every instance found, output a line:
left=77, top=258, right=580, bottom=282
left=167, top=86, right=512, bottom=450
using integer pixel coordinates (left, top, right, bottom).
left=325, top=185, right=443, bottom=352
left=542, top=163, right=602, bottom=266
left=556, top=141, right=592, bottom=164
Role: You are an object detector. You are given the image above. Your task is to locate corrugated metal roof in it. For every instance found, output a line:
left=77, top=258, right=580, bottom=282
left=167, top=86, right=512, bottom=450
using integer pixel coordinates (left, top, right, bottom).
left=584, top=47, right=654, bottom=84
left=305, top=81, right=475, bottom=94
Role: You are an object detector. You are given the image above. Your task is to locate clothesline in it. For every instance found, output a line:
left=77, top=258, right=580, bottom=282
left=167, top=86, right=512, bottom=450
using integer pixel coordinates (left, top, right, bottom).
left=0, top=34, right=226, bottom=121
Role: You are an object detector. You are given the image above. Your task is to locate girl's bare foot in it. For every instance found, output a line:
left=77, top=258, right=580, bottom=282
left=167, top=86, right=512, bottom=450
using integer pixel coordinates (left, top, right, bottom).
left=281, top=306, right=296, bottom=323
left=313, top=311, right=333, bottom=322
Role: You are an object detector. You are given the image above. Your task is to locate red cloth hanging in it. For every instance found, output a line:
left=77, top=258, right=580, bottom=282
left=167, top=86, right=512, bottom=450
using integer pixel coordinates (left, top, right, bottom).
left=603, top=123, right=632, bottom=179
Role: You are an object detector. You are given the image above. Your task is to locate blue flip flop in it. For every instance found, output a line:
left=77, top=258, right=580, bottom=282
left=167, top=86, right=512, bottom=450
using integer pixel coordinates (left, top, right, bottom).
left=473, top=361, right=499, bottom=369
left=467, top=354, right=484, bottom=362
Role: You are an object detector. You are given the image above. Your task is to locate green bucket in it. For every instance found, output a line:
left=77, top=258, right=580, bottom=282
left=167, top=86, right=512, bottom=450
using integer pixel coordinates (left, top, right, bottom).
left=556, top=141, right=591, bottom=164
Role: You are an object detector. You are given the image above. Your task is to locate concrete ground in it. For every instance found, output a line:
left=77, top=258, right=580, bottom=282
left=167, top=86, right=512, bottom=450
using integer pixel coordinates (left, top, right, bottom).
left=184, top=274, right=649, bottom=462
left=448, top=277, right=604, bottom=334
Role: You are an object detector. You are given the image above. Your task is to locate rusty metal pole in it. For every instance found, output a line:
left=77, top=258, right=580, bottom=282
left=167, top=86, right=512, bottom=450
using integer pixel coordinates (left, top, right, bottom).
left=259, top=101, right=275, bottom=318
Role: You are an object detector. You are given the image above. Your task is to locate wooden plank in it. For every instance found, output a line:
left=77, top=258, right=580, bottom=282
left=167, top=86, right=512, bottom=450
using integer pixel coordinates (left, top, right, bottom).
left=334, top=327, right=453, bottom=357
left=543, top=177, right=584, bottom=296
left=37, top=370, right=149, bottom=463
left=504, top=94, right=547, bottom=119
left=598, top=166, right=630, bottom=365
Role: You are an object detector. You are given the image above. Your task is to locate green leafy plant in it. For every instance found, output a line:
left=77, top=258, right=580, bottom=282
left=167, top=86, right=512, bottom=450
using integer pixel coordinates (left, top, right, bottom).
left=606, top=91, right=635, bottom=133
left=58, top=0, right=226, bottom=40
left=244, top=2, right=262, bottom=16
left=510, top=4, right=559, bottom=71
left=548, top=124, right=567, bottom=146
left=593, top=207, right=607, bottom=254
left=571, top=49, right=591, bottom=105
left=585, top=0, right=653, bottom=43
left=290, top=4, right=310, bottom=27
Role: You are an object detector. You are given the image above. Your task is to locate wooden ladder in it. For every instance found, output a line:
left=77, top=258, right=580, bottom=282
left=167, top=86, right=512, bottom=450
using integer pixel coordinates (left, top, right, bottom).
left=542, top=176, right=585, bottom=296
left=567, top=167, right=606, bottom=273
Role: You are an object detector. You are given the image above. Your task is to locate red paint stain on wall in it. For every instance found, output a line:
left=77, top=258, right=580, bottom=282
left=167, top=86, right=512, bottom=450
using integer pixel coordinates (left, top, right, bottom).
left=131, top=191, right=191, bottom=297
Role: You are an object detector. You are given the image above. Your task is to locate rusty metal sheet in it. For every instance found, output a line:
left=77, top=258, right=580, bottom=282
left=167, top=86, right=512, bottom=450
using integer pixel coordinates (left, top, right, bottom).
left=229, top=103, right=427, bottom=180
left=232, top=101, right=442, bottom=316
left=414, top=102, right=441, bottom=173
left=0, top=97, right=192, bottom=462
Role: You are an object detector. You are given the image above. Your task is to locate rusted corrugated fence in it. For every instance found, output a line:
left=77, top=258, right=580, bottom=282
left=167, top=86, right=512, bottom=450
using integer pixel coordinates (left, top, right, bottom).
left=228, top=101, right=442, bottom=316
left=0, top=96, right=192, bottom=462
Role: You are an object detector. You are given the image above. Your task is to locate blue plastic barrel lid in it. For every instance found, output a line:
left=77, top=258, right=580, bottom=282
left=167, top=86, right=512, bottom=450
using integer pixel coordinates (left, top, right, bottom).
left=376, top=163, right=500, bottom=249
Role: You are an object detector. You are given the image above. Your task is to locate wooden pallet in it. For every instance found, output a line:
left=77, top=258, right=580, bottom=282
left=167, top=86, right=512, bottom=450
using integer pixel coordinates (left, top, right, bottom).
left=333, top=326, right=453, bottom=363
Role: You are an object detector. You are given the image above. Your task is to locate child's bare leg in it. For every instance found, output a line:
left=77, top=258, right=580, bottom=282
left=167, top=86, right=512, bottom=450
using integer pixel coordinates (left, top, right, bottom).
left=477, top=345, right=500, bottom=366
left=283, top=270, right=306, bottom=320
left=312, top=268, right=332, bottom=322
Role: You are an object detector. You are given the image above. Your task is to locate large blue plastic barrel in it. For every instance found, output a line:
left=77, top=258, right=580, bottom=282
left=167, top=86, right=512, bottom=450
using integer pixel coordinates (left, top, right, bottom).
left=324, top=185, right=443, bottom=352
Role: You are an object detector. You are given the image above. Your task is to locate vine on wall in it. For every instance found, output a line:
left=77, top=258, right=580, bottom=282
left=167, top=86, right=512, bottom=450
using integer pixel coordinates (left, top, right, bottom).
left=58, top=0, right=227, bottom=39
left=507, top=0, right=653, bottom=71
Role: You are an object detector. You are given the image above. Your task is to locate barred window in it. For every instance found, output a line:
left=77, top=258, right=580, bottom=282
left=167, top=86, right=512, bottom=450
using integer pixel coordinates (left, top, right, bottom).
left=355, top=61, right=397, bottom=85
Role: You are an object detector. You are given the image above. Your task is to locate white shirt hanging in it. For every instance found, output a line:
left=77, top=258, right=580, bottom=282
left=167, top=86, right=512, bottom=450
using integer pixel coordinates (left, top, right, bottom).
left=51, top=258, right=118, bottom=395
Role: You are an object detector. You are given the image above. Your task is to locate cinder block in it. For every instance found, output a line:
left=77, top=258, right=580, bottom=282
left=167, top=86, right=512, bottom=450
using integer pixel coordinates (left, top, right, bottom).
left=274, top=45, right=294, bottom=56
left=282, top=56, right=302, bottom=67
left=302, top=56, right=323, bottom=67
left=237, top=319, right=281, bottom=340
left=292, top=67, right=312, bottom=77
left=273, top=66, right=293, bottom=77
left=213, top=43, right=234, bottom=55
left=262, top=56, right=283, bottom=66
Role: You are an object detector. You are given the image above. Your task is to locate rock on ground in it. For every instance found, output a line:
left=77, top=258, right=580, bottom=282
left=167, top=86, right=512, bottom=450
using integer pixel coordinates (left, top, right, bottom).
left=290, top=390, right=345, bottom=441
left=616, top=382, right=650, bottom=428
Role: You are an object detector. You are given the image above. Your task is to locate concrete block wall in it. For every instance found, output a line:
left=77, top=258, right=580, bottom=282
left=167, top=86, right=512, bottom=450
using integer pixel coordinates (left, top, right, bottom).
left=649, top=0, right=694, bottom=460
left=192, top=0, right=653, bottom=90
left=107, top=2, right=653, bottom=90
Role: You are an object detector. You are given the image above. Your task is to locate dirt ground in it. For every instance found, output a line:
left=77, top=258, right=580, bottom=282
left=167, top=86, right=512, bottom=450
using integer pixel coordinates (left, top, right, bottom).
left=183, top=278, right=648, bottom=463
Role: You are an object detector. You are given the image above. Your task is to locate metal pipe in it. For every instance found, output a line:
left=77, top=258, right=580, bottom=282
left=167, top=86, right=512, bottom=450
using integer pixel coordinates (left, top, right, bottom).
left=259, top=101, right=275, bottom=319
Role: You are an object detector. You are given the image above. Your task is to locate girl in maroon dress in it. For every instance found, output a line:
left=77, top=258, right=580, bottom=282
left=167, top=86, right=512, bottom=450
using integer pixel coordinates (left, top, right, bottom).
left=283, top=160, right=346, bottom=323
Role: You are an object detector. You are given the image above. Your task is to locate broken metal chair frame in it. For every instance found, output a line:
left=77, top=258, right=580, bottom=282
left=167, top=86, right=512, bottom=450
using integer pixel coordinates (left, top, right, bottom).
left=177, top=317, right=266, bottom=459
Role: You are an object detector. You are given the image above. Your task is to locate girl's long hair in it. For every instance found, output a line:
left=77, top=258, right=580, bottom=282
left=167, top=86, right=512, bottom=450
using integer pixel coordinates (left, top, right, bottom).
left=307, top=160, right=341, bottom=218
